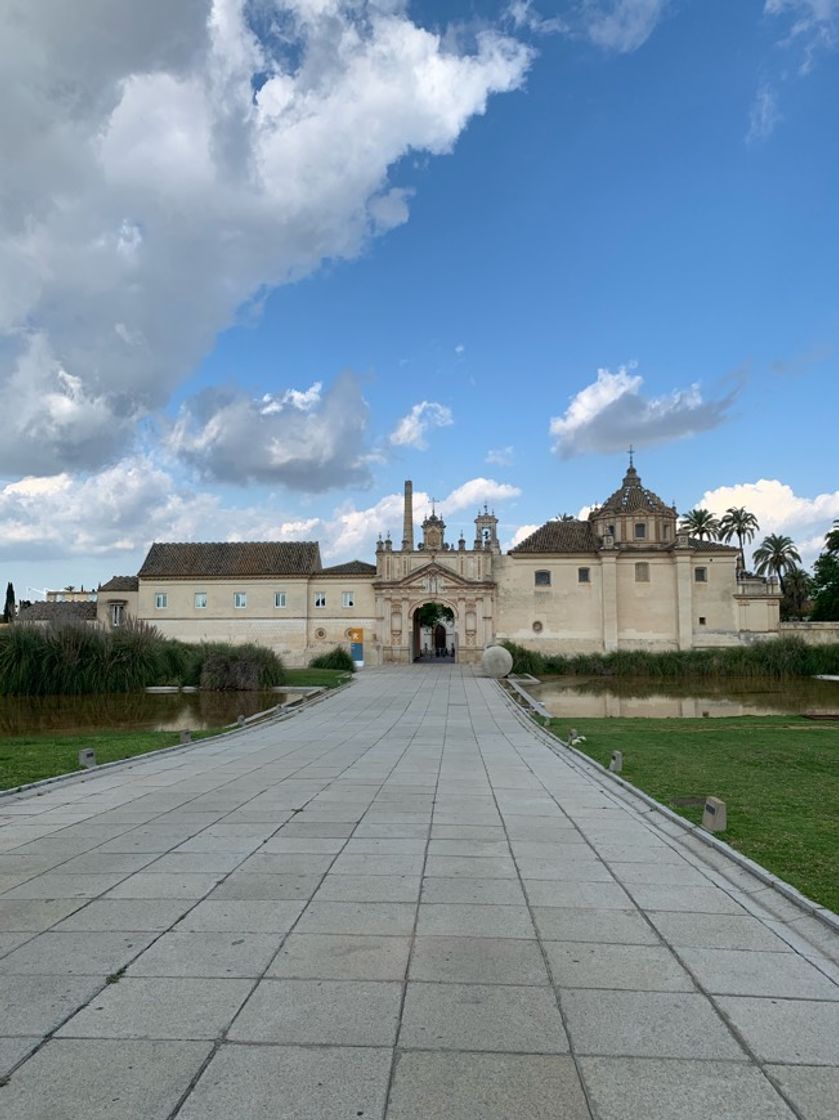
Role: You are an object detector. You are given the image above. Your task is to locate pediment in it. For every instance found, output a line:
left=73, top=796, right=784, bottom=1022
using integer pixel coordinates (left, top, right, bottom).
left=381, top=560, right=488, bottom=592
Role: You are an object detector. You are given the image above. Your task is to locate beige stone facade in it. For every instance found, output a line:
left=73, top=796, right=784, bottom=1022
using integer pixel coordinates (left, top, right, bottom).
left=99, top=462, right=783, bottom=665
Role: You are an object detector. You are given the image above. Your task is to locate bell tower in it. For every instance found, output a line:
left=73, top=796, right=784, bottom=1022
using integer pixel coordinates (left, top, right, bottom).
left=474, top=505, right=500, bottom=553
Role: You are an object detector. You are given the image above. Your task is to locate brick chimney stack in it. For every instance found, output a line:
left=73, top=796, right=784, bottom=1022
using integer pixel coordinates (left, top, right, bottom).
left=402, top=481, right=414, bottom=551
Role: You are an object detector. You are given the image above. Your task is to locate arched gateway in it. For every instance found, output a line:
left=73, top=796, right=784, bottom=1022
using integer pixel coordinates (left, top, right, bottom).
left=374, top=485, right=499, bottom=665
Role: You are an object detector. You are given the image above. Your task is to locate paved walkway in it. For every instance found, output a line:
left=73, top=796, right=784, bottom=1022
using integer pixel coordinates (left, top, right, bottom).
left=1, top=666, right=838, bottom=1119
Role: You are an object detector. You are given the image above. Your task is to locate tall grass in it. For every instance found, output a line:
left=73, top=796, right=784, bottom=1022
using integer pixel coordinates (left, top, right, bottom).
left=0, top=621, right=284, bottom=696
left=309, top=646, right=356, bottom=672
left=501, top=637, right=839, bottom=680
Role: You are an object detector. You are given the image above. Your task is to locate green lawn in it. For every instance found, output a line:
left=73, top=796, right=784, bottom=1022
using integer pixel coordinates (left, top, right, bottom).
left=0, top=729, right=222, bottom=792
left=545, top=715, right=839, bottom=914
left=285, top=668, right=353, bottom=688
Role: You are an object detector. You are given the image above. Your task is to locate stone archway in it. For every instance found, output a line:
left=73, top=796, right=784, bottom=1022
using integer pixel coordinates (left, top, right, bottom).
left=411, top=601, right=456, bottom=662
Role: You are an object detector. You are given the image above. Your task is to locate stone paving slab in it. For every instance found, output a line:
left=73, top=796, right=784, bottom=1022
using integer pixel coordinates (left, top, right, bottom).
left=1, top=663, right=838, bottom=1118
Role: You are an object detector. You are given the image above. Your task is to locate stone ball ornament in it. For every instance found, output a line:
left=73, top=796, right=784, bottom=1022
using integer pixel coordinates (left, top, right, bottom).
left=481, top=644, right=514, bottom=678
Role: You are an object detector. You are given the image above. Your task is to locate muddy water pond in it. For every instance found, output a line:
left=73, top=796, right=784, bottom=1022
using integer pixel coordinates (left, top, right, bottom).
left=0, top=690, right=301, bottom=737
left=527, top=676, right=839, bottom=719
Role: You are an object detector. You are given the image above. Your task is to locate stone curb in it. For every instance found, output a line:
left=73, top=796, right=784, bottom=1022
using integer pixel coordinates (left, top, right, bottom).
left=0, top=679, right=353, bottom=804
left=499, top=677, right=839, bottom=939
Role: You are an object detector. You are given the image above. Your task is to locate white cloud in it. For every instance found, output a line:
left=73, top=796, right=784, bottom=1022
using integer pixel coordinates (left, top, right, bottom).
left=549, top=365, right=740, bottom=458
left=698, top=478, right=839, bottom=567
left=746, top=83, right=781, bottom=144
left=507, top=1, right=568, bottom=36
left=507, top=522, right=541, bottom=548
left=765, top=0, right=838, bottom=71
left=582, top=0, right=671, bottom=53
left=322, top=476, right=521, bottom=559
left=486, top=445, right=515, bottom=466
left=169, top=372, right=370, bottom=490
left=0, top=1, right=531, bottom=477
left=389, top=401, right=454, bottom=449
left=454, top=343, right=466, bottom=355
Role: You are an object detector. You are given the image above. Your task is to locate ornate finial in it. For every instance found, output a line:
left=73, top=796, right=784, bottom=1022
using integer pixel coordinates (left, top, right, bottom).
left=627, top=443, right=635, bottom=468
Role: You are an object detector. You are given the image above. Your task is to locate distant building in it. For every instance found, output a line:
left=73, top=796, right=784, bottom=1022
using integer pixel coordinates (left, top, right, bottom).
left=45, top=587, right=97, bottom=603
left=96, top=458, right=782, bottom=666
left=18, top=601, right=98, bottom=625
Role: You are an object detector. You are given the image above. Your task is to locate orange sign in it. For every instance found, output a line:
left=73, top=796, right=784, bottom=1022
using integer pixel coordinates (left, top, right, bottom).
left=347, top=628, right=364, bottom=643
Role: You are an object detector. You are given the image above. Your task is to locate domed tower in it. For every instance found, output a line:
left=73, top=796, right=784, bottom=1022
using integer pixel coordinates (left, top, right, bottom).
left=589, top=452, right=678, bottom=548
left=421, top=505, right=446, bottom=552
left=473, top=504, right=500, bottom=553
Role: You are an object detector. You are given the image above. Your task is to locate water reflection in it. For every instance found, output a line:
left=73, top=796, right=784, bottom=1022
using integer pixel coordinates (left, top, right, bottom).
left=0, top=691, right=298, bottom=736
left=528, top=676, right=839, bottom=719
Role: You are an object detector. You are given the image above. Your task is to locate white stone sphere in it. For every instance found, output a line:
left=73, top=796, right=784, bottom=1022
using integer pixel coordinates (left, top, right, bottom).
left=481, top=645, right=514, bottom=678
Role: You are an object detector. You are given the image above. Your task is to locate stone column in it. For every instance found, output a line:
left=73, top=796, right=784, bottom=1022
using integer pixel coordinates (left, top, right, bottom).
left=601, top=553, right=618, bottom=652
left=675, top=553, right=693, bottom=650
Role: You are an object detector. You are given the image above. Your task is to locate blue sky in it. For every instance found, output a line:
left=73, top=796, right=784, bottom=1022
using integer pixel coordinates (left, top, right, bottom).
left=0, top=0, right=837, bottom=596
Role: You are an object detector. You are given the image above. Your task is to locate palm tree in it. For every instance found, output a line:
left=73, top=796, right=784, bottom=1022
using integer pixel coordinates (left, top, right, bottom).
left=679, top=508, right=721, bottom=541
left=782, top=567, right=811, bottom=621
left=718, top=507, right=759, bottom=570
left=825, top=519, right=839, bottom=555
left=752, top=534, right=801, bottom=594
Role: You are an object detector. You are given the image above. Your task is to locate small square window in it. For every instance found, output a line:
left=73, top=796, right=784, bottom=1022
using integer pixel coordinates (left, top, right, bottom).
left=233, top=592, right=247, bottom=609
left=695, top=567, right=708, bottom=583
left=194, top=592, right=207, bottom=609
left=634, top=523, right=646, bottom=539
left=635, top=562, right=650, bottom=583
left=535, top=570, right=551, bottom=587
left=155, top=592, right=168, bottom=609
left=342, top=591, right=355, bottom=608
left=578, top=567, right=590, bottom=583
left=315, top=592, right=326, bottom=608
left=699, top=616, right=707, bottom=626
left=274, top=592, right=287, bottom=608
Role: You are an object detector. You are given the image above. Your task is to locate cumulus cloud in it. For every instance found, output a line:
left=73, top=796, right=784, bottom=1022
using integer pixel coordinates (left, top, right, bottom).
left=549, top=365, right=740, bottom=459
left=0, top=1, right=531, bottom=477
left=323, top=477, right=521, bottom=559
left=698, top=478, right=839, bottom=566
left=389, top=401, right=454, bottom=449
left=486, top=445, right=515, bottom=466
left=169, top=372, right=370, bottom=490
left=0, top=458, right=221, bottom=561
left=507, top=523, right=541, bottom=548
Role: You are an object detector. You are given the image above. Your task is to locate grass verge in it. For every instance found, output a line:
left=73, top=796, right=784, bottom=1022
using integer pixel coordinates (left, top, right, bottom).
left=545, top=715, right=839, bottom=914
left=0, top=728, right=222, bottom=792
left=285, top=668, right=353, bottom=689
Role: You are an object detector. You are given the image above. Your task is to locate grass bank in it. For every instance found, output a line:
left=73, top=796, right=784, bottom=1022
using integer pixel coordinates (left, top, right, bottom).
left=545, top=714, right=839, bottom=913
left=503, top=636, right=839, bottom=680
left=0, top=728, right=223, bottom=792
left=285, top=668, right=353, bottom=689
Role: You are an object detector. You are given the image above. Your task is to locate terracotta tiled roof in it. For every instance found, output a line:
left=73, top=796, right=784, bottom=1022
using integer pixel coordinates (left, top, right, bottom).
left=319, top=560, right=377, bottom=576
left=99, top=576, right=139, bottom=592
left=509, top=520, right=597, bottom=554
left=689, top=538, right=738, bottom=553
left=138, top=541, right=322, bottom=578
left=18, top=601, right=97, bottom=622
left=595, top=466, right=673, bottom=516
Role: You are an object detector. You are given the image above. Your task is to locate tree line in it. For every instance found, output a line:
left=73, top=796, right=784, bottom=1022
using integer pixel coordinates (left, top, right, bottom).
left=678, top=507, right=839, bottom=621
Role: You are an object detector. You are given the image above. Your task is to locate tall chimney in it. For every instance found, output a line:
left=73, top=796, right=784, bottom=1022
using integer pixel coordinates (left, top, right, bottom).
left=402, top=480, right=414, bottom=551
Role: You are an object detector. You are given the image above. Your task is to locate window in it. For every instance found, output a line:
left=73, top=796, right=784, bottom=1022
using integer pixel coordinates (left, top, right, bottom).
left=634, top=562, right=650, bottom=583
left=662, top=524, right=670, bottom=540
left=155, top=592, right=168, bottom=609
left=342, top=591, right=355, bottom=608
left=634, top=522, right=646, bottom=539
left=194, top=592, right=207, bottom=609
left=534, top=570, right=551, bottom=587
left=110, top=603, right=124, bottom=627
left=607, top=524, right=615, bottom=535
left=578, top=567, right=590, bottom=583
left=695, top=567, right=708, bottom=583
left=233, top=592, right=247, bottom=609
left=274, top=592, right=287, bottom=608
left=315, top=592, right=326, bottom=608
left=699, top=616, right=707, bottom=626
